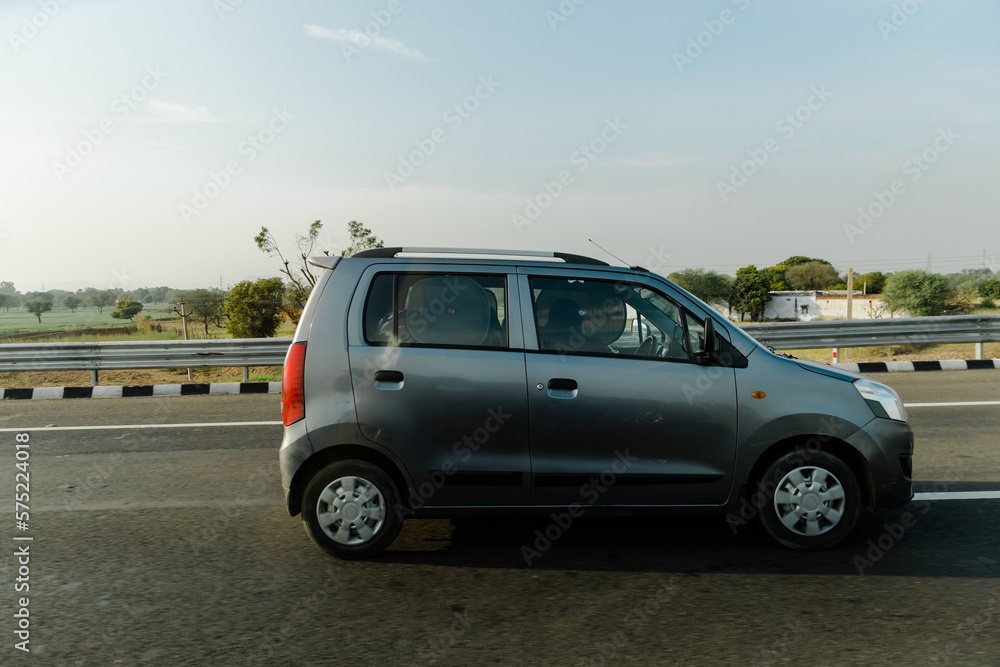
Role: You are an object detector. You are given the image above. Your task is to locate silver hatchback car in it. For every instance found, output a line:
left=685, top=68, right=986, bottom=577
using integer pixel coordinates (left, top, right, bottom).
left=279, top=248, right=913, bottom=559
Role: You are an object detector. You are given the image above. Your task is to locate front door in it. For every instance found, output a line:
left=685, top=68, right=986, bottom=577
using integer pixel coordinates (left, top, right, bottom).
left=521, top=271, right=739, bottom=507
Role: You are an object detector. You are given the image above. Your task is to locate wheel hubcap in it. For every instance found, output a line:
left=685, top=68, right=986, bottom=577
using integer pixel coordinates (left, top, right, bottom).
left=772, top=466, right=847, bottom=537
left=316, top=476, right=386, bottom=545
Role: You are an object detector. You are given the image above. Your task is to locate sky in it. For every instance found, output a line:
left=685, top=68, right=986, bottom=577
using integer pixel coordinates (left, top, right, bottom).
left=0, top=0, right=998, bottom=292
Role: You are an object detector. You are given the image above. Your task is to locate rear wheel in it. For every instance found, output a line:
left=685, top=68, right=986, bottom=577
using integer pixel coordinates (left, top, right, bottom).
left=758, top=450, right=861, bottom=550
left=302, top=460, right=403, bottom=560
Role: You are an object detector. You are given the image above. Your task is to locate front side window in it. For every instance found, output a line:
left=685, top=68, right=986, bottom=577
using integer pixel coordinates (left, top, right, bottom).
left=364, top=273, right=507, bottom=348
left=529, top=276, right=708, bottom=362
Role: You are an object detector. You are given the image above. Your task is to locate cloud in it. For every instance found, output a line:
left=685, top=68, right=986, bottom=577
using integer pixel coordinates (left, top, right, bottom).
left=304, top=23, right=430, bottom=61
left=142, top=100, right=222, bottom=123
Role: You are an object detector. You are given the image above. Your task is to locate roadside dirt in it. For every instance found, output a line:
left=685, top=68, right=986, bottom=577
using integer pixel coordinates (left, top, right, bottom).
left=0, top=366, right=283, bottom=389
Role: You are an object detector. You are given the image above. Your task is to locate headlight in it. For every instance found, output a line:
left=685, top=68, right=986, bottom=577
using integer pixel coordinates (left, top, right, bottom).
left=854, top=379, right=907, bottom=422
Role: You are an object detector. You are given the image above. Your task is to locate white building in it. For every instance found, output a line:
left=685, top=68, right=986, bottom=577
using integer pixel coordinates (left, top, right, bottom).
left=762, top=291, right=908, bottom=321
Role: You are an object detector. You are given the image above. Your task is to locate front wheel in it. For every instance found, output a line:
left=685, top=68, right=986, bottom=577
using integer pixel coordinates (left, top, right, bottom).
left=758, top=450, right=862, bottom=550
left=302, top=460, right=403, bottom=560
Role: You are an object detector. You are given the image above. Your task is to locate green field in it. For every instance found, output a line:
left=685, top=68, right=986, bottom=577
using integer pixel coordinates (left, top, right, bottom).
left=0, top=305, right=179, bottom=337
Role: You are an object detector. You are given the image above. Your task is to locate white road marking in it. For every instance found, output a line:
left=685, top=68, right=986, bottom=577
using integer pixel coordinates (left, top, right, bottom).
left=913, top=491, right=1000, bottom=501
left=0, top=421, right=282, bottom=433
left=904, top=401, right=1000, bottom=407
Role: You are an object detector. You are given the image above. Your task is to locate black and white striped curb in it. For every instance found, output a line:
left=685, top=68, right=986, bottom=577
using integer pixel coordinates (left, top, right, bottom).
left=840, top=359, right=1000, bottom=373
left=0, top=382, right=281, bottom=400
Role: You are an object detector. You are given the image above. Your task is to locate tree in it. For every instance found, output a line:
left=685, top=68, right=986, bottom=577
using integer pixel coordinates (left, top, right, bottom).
left=882, top=271, right=952, bottom=316
left=0, top=293, right=17, bottom=312
left=255, top=220, right=383, bottom=324
left=761, top=264, right=790, bottom=291
left=224, top=278, right=286, bottom=338
left=63, top=295, right=83, bottom=313
left=780, top=255, right=834, bottom=269
left=24, top=296, right=53, bottom=323
left=667, top=268, right=730, bottom=304
left=979, top=278, right=1000, bottom=307
left=185, top=289, right=226, bottom=337
left=110, top=299, right=144, bottom=321
left=856, top=271, right=888, bottom=294
left=785, top=261, right=841, bottom=290
left=729, top=266, right=771, bottom=321
left=342, top=220, right=385, bottom=257
left=0, top=281, right=15, bottom=294
left=86, top=290, right=117, bottom=314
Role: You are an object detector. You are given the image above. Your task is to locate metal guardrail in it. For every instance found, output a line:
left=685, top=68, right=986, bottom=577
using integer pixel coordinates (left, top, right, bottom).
left=0, top=338, right=291, bottom=385
left=741, top=314, right=1000, bottom=356
left=0, top=315, right=997, bottom=387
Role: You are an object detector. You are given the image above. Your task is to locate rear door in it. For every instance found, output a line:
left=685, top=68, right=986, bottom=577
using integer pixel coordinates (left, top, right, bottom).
left=519, top=268, right=738, bottom=507
left=348, top=264, right=530, bottom=507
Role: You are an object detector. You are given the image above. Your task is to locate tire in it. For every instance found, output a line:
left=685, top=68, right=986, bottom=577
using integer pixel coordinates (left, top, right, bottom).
left=301, top=460, right=403, bottom=560
left=757, top=450, right=862, bottom=550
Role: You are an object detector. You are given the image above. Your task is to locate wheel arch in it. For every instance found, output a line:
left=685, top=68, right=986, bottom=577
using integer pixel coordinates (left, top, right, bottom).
left=288, top=444, right=411, bottom=517
left=745, top=435, right=875, bottom=510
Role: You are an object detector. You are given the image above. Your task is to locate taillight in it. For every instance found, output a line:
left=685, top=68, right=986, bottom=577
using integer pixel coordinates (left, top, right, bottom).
left=282, top=341, right=306, bottom=426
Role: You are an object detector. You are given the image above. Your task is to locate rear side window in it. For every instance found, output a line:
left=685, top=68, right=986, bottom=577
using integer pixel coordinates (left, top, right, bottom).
left=363, top=273, right=507, bottom=349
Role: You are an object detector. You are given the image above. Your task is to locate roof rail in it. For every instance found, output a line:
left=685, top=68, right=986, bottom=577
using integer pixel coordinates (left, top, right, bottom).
left=351, top=247, right=609, bottom=266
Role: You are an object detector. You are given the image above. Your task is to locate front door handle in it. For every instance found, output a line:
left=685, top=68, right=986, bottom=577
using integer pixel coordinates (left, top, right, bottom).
left=546, top=378, right=578, bottom=399
left=548, top=378, right=577, bottom=391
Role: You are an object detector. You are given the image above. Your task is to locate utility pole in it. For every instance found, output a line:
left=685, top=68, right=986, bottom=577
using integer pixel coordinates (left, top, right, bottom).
left=843, top=268, right=854, bottom=362
left=174, top=298, right=193, bottom=381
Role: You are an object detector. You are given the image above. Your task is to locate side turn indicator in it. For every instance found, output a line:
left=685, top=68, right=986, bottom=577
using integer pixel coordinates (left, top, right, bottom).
left=751, top=391, right=766, bottom=399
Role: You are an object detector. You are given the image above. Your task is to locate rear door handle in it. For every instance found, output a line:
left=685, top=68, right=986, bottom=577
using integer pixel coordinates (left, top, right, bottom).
left=374, top=370, right=404, bottom=390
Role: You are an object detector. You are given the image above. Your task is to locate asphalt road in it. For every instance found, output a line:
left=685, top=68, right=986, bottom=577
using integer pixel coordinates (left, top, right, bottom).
left=1, top=371, right=998, bottom=666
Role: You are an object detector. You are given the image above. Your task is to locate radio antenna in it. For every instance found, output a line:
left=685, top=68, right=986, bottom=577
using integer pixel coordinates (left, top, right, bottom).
left=587, top=239, right=629, bottom=266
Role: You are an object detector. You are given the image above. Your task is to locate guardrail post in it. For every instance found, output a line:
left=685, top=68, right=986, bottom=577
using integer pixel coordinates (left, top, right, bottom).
left=976, top=342, right=984, bottom=360
left=90, top=370, right=99, bottom=387
left=243, top=366, right=249, bottom=383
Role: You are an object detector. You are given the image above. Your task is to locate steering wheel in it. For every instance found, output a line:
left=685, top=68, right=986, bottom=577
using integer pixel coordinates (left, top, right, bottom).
left=635, top=336, right=656, bottom=357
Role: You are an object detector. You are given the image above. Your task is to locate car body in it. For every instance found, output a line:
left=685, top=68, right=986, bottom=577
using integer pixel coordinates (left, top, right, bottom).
left=278, top=248, right=914, bottom=558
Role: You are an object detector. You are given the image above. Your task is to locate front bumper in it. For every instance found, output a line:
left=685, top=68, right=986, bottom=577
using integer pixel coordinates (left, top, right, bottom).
left=846, top=417, right=914, bottom=510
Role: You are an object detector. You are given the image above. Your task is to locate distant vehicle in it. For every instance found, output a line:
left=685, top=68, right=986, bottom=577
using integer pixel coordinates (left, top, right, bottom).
left=279, top=248, right=913, bottom=559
